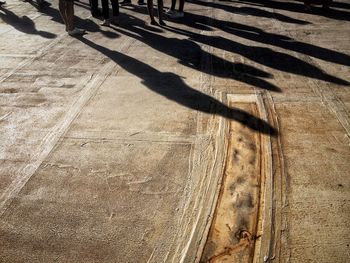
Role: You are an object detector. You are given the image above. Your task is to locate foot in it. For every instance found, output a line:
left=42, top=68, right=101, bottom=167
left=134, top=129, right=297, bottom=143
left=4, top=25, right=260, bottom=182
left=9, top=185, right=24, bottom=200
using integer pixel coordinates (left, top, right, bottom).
left=0, top=0, right=6, bottom=5
left=159, top=20, right=166, bottom=26
left=169, top=11, right=184, bottom=18
left=120, top=0, right=131, bottom=5
left=150, top=20, right=158, bottom=26
left=166, top=9, right=176, bottom=16
left=100, top=19, right=110, bottom=26
left=137, top=0, right=146, bottom=5
left=68, top=28, right=86, bottom=36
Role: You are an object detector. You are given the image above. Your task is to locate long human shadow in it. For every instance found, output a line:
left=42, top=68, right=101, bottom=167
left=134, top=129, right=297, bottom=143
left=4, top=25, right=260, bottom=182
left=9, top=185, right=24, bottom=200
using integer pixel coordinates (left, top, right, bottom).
left=0, top=5, right=56, bottom=38
left=165, top=25, right=349, bottom=86
left=111, top=14, right=281, bottom=92
left=77, top=36, right=278, bottom=136
left=174, top=28, right=350, bottom=86
left=191, top=0, right=311, bottom=24
left=167, top=11, right=350, bottom=68
left=329, top=1, right=350, bottom=10
left=231, top=0, right=350, bottom=21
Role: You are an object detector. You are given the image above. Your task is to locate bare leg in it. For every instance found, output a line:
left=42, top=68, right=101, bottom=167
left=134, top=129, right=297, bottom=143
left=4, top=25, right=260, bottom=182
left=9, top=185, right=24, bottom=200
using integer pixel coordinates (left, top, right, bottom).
left=59, top=0, right=69, bottom=31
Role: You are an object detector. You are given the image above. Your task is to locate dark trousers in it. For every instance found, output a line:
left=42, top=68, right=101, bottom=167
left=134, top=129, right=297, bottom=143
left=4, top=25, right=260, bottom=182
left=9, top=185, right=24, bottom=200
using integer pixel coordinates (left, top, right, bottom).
left=102, top=0, right=119, bottom=19
left=90, top=0, right=99, bottom=16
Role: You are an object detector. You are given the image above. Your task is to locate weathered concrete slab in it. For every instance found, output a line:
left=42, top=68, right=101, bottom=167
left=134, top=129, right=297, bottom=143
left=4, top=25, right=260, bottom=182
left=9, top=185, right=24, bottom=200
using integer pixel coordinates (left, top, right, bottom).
left=0, top=0, right=349, bottom=262
left=1, top=138, right=192, bottom=262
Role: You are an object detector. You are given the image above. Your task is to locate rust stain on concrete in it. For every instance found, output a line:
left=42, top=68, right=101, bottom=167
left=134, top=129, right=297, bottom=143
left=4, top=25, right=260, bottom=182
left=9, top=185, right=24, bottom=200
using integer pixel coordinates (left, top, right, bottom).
left=201, top=102, right=263, bottom=263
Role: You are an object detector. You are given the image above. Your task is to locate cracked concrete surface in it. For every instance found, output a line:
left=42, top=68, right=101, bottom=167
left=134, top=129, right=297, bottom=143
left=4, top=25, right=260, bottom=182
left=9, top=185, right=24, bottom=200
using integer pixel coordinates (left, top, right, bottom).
left=0, top=0, right=349, bottom=262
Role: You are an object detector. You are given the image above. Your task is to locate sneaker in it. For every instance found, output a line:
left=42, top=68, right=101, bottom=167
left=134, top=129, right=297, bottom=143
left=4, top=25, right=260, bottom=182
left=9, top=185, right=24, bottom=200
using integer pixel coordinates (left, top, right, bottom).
left=68, top=28, right=86, bottom=36
left=166, top=9, right=176, bottom=16
left=120, top=0, right=131, bottom=5
left=169, top=11, right=184, bottom=18
left=100, top=19, right=110, bottom=26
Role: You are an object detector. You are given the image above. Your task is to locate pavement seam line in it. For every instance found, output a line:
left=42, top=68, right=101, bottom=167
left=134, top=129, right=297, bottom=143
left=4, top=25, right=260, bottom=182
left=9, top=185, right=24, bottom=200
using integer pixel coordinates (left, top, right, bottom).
left=0, top=37, right=135, bottom=217
left=0, top=34, right=67, bottom=83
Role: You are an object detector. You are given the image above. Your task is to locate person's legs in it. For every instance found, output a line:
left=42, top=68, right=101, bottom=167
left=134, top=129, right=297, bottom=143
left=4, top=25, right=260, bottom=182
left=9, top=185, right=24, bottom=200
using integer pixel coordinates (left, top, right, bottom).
left=101, top=0, right=110, bottom=25
left=101, top=0, right=109, bottom=19
left=165, top=0, right=176, bottom=15
left=170, top=0, right=176, bottom=10
left=167, top=0, right=184, bottom=18
left=90, top=0, right=100, bottom=17
left=59, top=0, right=69, bottom=31
left=59, top=0, right=85, bottom=35
left=111, top=0, right=119, bottom=16
left=157, top=0, right=165, bottom=25
left=179, top=0, right=184, bottom=12
left=147, top=0, right=156, bottom=24
left=65, top=0, right=75, bottom=31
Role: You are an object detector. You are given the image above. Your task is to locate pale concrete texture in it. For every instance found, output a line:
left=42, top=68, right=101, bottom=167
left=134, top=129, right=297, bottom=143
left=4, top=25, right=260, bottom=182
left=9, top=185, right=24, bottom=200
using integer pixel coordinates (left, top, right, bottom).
left=0, top=0, right=349, bottom=262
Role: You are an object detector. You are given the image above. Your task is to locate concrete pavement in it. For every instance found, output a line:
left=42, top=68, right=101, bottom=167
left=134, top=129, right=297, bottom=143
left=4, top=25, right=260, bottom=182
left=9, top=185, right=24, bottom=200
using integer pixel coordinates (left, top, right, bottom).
left=0, top=0, right=349, bottom=262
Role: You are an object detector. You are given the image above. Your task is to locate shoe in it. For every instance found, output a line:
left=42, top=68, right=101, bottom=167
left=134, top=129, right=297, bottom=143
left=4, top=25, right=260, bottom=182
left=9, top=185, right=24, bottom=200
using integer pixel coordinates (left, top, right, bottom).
left=137, top=0, right=145, bottom=5
left=100, top=19, right=110, bottom=26
left=120, top=0, right=131, bottom=5
left=169, top=11, right=184, bottom=18
left=0, top=1, right=6, bottom=6
left=166, top=9, right=176, bottom=15
left=68, top=28, right=86, bottom=36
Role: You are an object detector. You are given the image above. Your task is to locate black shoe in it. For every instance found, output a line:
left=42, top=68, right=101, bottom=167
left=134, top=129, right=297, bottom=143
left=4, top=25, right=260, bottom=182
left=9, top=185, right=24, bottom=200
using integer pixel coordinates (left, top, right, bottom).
left=0, top=1, right=6, bottom=6
left=120, top=0, right=131, bottom=5
left=137, top=0, right=145, bottom=5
